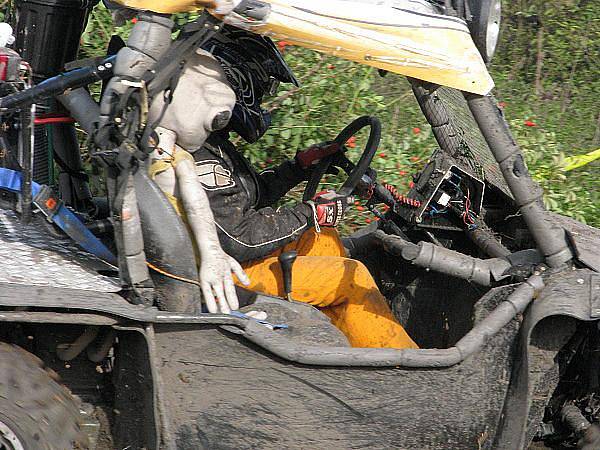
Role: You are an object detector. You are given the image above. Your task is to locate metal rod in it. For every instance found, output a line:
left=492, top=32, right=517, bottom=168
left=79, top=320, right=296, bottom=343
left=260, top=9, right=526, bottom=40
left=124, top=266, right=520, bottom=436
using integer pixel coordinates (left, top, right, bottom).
left=0, top=311, right=118, bottom=325
left=0, top=56, right=115, bottom=112
left=56, top=326, right=100, bottom=361
left=464, top=93, right=573, bottom=267
left=18, top=107, right=33, bottom=223
left=240, top=275, right=544, bottom=367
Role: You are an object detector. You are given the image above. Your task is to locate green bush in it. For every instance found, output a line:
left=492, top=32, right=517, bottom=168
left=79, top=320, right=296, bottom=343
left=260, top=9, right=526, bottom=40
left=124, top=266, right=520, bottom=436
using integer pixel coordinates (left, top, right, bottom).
left=76, top=5, right=598, bottom=229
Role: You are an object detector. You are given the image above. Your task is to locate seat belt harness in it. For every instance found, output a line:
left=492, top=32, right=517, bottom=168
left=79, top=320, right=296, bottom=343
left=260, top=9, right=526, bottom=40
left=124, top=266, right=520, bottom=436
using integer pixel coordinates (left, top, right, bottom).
left=0, top=167, right=118, bottom=266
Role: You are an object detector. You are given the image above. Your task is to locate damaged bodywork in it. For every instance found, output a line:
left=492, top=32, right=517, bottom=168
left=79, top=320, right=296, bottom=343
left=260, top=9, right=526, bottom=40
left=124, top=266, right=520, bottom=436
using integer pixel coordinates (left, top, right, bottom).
left=0, top=1, right=598, bottom=449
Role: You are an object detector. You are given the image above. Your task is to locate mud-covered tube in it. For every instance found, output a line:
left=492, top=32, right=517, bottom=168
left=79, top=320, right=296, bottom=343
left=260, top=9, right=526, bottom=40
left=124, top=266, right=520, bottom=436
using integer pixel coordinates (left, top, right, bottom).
left=467, top=226, right=511, bottom=258
left=240, top=275, right=544, bottom=367
left=464, top=93, right=573, bottom=268
left=58, top=88, right=100, bottom=135
left=375, top=231, right=511, bottom=286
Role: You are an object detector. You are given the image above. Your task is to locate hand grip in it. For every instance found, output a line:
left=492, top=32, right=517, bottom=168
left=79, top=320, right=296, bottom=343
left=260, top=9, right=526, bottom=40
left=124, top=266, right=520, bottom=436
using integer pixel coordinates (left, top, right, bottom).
left=278, top=251, right=297, bottom=300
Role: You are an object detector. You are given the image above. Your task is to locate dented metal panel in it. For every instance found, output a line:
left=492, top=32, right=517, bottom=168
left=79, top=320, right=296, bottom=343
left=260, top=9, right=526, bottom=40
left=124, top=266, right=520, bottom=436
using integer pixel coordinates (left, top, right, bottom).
left=0, top=208, right=120, bottom=292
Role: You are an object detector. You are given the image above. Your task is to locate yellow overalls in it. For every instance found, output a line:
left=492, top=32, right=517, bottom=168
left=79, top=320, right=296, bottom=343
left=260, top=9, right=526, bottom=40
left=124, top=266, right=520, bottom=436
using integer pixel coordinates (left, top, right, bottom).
left=150, top=149, right=417, bottom=349
left=241, top=227, right=418, bottom=349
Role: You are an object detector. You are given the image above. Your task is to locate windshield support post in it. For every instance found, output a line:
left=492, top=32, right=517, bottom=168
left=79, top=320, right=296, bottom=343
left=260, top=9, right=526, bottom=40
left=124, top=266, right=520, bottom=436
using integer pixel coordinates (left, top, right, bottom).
left=464, top=93, right=573, bottom=268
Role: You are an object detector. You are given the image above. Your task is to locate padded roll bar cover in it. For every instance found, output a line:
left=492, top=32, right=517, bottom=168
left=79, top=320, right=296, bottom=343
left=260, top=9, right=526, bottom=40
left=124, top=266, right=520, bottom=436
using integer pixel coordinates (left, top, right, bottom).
left=133, top=168, right=203, bottom=313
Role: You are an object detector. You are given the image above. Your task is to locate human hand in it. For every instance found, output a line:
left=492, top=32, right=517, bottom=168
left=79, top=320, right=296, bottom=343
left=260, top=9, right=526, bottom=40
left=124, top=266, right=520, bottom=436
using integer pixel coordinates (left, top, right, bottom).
left=307, top=190, right=352, bottom=228
left=199, top=249, right=250, bottom=314
left=295, top=142, right=340, bottom=170
left=172, top=150, right=250, bottom=314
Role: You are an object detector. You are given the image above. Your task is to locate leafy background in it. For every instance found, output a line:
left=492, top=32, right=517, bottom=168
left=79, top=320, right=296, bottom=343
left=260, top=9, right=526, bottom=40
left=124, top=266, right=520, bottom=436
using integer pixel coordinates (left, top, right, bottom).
left=4, top=0, right=598, bottom=227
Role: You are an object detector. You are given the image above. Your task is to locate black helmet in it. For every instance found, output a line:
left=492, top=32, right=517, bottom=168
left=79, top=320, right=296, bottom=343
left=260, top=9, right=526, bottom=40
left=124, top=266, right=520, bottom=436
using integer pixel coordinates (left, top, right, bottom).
left=201, top=25, right=299, bottom=143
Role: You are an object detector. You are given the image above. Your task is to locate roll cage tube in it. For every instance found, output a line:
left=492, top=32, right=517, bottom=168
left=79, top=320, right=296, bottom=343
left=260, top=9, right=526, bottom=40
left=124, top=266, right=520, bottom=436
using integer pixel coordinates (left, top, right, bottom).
left=464, top=94, right=574, bottom=268
left=239, top=274, right=545, bottom=367
left=303, top=116, right=381, bottom=201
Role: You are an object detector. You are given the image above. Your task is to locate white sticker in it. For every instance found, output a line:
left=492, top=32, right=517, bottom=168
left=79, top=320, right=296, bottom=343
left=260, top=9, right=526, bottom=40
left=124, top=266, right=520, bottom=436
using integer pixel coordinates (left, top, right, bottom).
left=437, top=192, right=451, bottom=206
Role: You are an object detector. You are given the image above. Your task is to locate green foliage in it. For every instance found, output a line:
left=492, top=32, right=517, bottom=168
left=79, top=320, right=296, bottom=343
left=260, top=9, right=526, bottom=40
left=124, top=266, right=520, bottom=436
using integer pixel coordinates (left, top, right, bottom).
left=76, top=4, right=598, bottom=228
left=81, top=3, right=134, bottom=58
left=509, top=118, right=598, bottom=224
left=238, top=46, right=434, bottom=229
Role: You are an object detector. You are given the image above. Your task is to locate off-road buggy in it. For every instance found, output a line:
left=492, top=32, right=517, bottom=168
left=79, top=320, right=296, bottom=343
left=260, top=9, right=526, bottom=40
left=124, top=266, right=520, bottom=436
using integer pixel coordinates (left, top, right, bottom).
left=0, top=0, right=598, bottom=449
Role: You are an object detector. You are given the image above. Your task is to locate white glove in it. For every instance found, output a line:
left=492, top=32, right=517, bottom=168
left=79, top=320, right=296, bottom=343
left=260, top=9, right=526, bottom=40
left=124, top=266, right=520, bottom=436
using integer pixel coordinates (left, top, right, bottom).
left=198, top=247, right=250, bottom=314
left=174, top=150, right=250, bottom=313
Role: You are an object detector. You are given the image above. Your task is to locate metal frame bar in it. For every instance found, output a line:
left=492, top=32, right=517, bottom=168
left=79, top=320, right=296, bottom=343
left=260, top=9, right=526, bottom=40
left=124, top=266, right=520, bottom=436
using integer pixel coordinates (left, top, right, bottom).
left=464, top=93, right=574, bottom=267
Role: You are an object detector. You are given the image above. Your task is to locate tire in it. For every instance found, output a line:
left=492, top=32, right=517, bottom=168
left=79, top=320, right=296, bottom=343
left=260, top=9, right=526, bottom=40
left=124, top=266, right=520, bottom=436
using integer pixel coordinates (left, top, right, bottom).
left=0, top=343, right=86, bottom=450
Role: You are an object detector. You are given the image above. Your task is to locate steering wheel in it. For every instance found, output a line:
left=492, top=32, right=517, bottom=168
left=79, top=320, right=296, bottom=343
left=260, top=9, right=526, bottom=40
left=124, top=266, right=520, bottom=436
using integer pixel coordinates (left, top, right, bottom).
left=302, top=116, right=381, bottom=202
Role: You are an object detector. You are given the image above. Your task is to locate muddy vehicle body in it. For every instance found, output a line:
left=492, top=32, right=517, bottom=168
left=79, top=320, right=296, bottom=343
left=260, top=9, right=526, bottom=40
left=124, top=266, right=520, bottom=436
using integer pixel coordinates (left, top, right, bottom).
left=0, top=0, right=599, bottom=449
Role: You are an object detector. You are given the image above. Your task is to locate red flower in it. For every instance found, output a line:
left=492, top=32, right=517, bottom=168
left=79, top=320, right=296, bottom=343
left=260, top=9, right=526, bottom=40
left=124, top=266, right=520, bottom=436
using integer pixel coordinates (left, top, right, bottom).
left=412, top=127, right=421, bottom=134
left=266, top=158, right=273, bottom=164
left=346, top=136, right=356, bottom=148
left=327, top=64, right=335, bottom=70
left=365, top=218, right=372, bottom=224
left=524, top=120, right=537, bottom=127
left=131, top=17, right=138, bottom=24
left=356, top=206, right=365, bottom=212
left=410, top=156, right=420, bottom=162
left=277, top=41, right=290, bottom=51
left=354, top=200, right=361, bottom=206
left=498, top=101, right=506, bottom=109
left=379, top=152, right=386, bottom=158
left=409, top=181, right=415, bottom=189
left=398, top=170, right=407, bottom=176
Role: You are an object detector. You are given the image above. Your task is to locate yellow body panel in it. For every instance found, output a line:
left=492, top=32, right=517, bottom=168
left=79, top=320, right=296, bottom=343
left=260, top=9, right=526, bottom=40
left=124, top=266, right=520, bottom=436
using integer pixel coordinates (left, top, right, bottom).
left=112, top=0, right=494, bottom=94
left=111, top=0, right=213, bottom=13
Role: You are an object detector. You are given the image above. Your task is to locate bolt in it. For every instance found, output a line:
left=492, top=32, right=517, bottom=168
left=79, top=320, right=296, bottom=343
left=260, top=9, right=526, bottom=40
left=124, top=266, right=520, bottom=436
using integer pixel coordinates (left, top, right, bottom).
left=98, top=65, right=105, bottom=71
left=105, top=63, right=112, bottom=69
left=577, top=278, right=585, bottom=285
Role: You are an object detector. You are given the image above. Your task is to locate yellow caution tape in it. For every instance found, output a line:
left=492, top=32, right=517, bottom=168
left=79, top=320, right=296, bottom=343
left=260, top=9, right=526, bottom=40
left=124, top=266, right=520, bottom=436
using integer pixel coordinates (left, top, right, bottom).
left=563, top=148, right=600, bottom=171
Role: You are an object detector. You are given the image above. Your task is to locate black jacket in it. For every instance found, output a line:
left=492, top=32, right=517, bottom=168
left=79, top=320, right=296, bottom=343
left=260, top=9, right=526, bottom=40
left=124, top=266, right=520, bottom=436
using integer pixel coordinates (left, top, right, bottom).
left=192, top=133, right=314, bottom=262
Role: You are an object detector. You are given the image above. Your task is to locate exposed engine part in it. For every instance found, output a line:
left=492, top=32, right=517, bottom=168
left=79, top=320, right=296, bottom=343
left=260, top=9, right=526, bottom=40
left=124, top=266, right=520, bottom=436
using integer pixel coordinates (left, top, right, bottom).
left=87, top=218, right=114, bottom=236
left=382, top=183, right=421, bottom=208
left=57, top=87, right=100, bottom=135
left=0, top=57, right=115, bottom=111
left=86, top=328, right=117, bottom=363
left=391, top=152, right=486, bottom=232
left=0, top=47, right=22, bottom=82
left=13, top=0, right=94, bottom=80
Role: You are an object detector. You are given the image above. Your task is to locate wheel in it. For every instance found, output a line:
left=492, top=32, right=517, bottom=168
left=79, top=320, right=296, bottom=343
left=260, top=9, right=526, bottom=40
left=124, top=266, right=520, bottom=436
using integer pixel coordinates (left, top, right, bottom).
left=303, top=115, right=381, bottom=201
left=0, top=343, right=86, bottom=450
